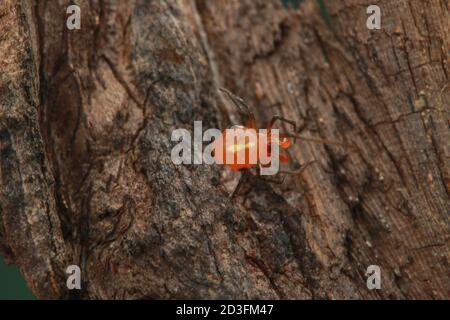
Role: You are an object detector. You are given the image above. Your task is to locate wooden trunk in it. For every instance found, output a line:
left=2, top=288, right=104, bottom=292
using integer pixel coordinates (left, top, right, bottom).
left=0, top=0, right=448, bottom=299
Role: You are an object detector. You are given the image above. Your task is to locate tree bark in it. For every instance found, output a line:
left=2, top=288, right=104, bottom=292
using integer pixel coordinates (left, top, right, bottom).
left=0, top=0, right=448, bottom=299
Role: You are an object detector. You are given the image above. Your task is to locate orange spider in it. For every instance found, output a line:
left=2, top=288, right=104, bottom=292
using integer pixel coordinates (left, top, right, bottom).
left=211, top=123, right=292, bottom=172
left=212, top=88, right=350, bottom=196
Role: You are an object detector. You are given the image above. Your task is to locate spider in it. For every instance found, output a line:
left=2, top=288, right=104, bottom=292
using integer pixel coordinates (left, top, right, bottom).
left=213, top=88, right=351, bottom=197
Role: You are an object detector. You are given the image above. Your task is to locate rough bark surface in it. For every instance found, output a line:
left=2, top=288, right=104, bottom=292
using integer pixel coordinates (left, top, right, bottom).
left=0, top=0, right=448, bottom=299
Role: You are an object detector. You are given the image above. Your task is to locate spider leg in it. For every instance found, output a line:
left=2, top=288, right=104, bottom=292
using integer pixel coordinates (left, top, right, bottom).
left=231, top=169, right=252, bottom=198
left=262, top=174, right=287, bottom=185
left=258, top=161, right=315, bottom=185
left=269, top=116, right=309, bottom=144
left=283, top=132, right=355, bottom=150
left=278, top=160, right=316, bottom=175
left=269, top=115, right=309, bottom=134
left=268, top=115, right=297, bottom=132
left=220, top=88, right=257, bottom=128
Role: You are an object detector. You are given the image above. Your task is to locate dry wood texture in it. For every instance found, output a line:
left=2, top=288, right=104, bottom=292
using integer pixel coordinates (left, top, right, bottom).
left=0, top=0, right=449, bottom=299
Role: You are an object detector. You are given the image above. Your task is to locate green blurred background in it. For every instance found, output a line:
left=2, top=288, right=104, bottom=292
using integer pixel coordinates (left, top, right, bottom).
left=282, top=0, right=331, bottom=25
left=0, top=255, right=36, bottom=300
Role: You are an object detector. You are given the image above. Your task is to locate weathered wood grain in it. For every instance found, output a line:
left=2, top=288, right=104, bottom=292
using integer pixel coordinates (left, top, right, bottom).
left=0, top=0, right=448, bottom=299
